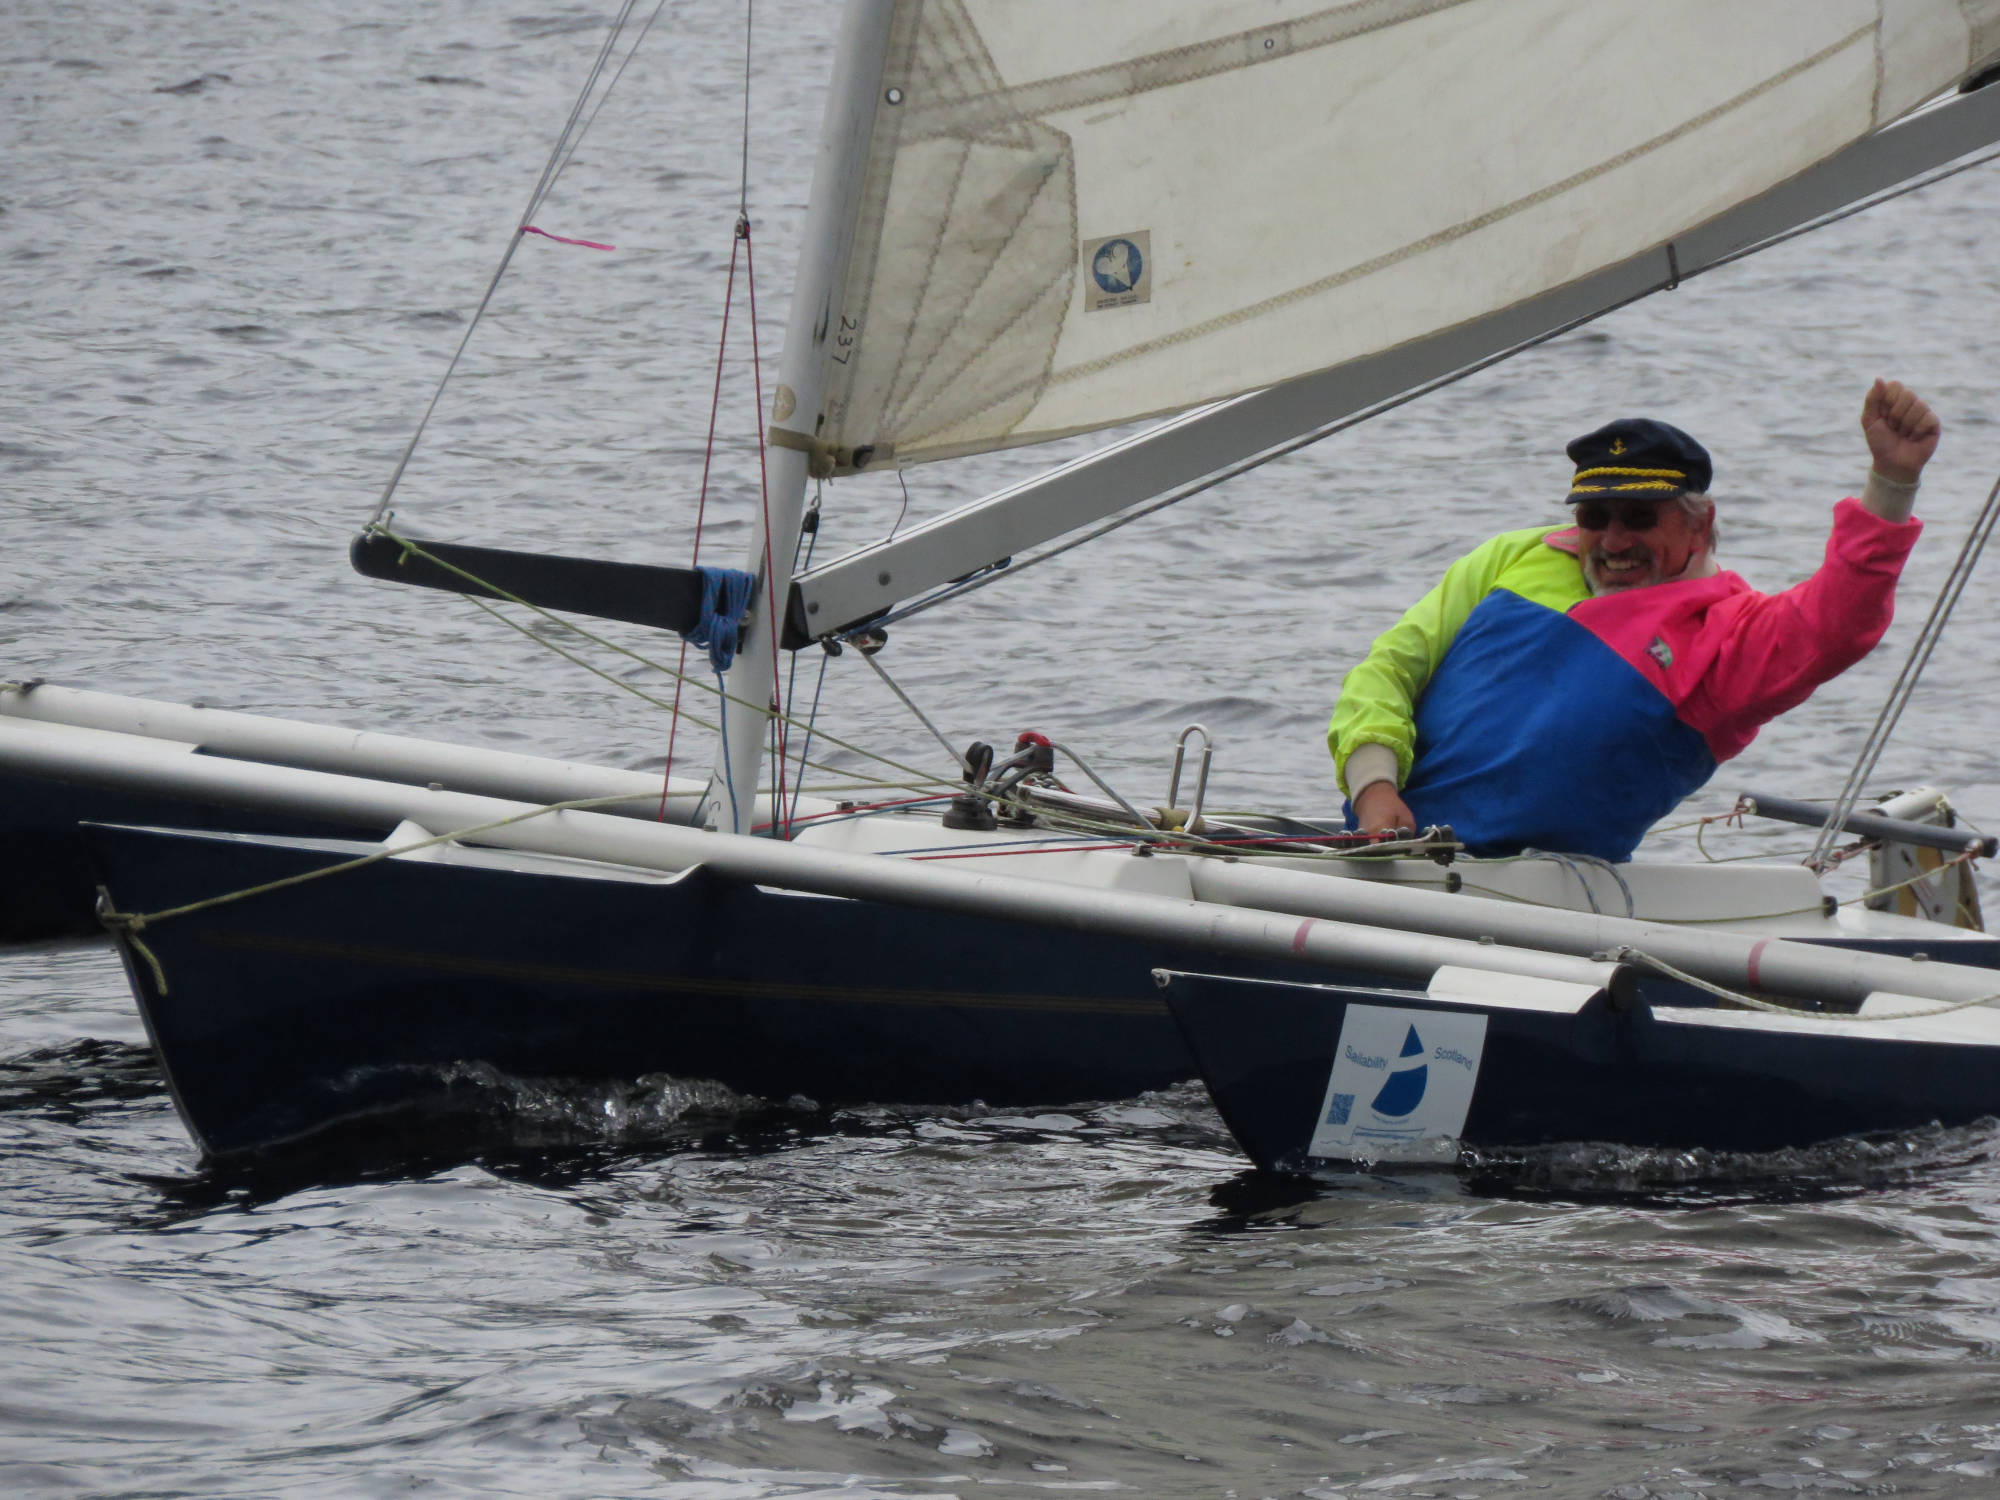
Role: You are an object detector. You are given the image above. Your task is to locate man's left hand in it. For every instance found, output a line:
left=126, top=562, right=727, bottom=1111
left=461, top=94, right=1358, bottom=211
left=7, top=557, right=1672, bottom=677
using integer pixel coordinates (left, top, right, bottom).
left=1861, top=378, right=1941, bottom=484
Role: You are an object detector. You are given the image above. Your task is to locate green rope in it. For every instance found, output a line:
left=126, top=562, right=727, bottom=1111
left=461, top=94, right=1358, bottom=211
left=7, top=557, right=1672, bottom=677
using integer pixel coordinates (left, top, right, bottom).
left=97, top=789, right=661, bottom=994
left=1611, top=943, right=2000, bottom=1024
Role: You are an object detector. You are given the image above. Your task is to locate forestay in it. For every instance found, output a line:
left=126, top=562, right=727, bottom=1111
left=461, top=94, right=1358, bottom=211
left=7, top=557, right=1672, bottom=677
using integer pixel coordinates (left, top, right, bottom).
left=815, top=0, right=2000, bottom=470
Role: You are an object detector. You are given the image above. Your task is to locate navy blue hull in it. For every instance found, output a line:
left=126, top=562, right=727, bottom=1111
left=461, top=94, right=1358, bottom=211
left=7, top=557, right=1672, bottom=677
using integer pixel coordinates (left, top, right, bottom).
left=85, top=825, right=1395, bottom=1158
left=1161, top=970, right=2000, bottom=1171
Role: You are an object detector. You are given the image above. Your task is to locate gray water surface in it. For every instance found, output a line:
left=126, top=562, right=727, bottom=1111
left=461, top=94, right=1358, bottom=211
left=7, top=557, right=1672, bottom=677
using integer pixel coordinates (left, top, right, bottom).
left=9, top=3, right=2000, bottom=1495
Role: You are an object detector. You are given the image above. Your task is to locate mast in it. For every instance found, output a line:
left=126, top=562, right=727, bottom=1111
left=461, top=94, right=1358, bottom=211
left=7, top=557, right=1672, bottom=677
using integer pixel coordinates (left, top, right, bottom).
left=701, top=0, right=896, bottom=836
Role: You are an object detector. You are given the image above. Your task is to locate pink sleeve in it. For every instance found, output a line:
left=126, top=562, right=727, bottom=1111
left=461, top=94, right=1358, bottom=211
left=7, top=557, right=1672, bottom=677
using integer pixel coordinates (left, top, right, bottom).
left=1684, top=498, right=1922, bottom=758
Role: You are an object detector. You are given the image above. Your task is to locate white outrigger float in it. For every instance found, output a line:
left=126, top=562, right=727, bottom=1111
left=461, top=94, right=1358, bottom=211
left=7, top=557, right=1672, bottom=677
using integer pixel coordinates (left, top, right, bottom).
left=6, top=3, right=2000, bottom=1162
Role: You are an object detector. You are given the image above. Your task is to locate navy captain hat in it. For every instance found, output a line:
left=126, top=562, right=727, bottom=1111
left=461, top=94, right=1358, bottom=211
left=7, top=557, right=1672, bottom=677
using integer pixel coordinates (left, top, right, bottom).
left=1564, top=418, right=1712, bottom=502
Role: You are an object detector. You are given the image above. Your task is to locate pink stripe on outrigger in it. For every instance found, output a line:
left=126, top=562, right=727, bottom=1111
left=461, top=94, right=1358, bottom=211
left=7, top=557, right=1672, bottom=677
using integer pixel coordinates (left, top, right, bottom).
left=521, top=225, right=616, bottom=251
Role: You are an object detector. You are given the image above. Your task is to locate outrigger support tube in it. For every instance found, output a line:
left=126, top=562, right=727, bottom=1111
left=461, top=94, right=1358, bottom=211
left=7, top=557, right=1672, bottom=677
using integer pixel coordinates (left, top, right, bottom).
left=4, top=720, right=1998, bottom=1015
left=1737, top=789, right=1997, bottom=858
left=1, top=681, right=713, bottom=820
left=1183, top=859, right=1993, bottom=1014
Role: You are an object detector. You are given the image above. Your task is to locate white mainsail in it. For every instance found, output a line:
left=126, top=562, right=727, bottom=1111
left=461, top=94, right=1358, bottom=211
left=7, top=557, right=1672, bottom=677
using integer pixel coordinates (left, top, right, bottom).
left=815, top=0, right=2000, bottom=470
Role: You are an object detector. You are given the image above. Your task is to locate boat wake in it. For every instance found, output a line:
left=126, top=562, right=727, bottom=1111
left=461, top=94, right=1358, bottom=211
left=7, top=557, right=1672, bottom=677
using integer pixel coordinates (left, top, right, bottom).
left=423, top=1060, right=782, bottom=1148
left=166, top=1062, right=1237, bottom=1191
left=0, top=1037, right=164, bottom=1124
left=1458, top=1118, right=2000, bottom=1205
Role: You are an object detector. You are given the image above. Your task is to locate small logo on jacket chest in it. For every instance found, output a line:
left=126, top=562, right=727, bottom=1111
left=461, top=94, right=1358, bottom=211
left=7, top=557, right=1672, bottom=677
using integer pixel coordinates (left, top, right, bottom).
left=1647, top=636, right=1674, bottom=669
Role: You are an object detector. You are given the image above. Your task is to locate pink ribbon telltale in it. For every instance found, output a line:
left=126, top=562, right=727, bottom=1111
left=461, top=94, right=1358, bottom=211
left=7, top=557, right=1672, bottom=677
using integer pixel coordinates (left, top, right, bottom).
left=521, top=224, right=616, bottom=252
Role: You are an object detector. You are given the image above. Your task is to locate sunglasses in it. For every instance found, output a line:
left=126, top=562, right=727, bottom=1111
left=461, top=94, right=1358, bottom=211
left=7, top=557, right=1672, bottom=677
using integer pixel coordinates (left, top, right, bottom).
left=1573, top=500, right=1664, bottom=531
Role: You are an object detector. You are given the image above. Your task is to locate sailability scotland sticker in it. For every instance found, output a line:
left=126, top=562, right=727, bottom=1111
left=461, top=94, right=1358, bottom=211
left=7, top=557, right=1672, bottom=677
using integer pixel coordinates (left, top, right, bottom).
left=1308, top=1004, right=1488, bottom=1161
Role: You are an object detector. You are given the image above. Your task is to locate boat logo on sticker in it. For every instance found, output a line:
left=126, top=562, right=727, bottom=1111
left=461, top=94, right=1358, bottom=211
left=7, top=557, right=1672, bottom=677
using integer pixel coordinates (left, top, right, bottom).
left=1368, top=1024, right=1430, bottom=1116
left=1308, top=1004, right=1487, bottom=1162
left=1082, top=231, right=1151, bottom=311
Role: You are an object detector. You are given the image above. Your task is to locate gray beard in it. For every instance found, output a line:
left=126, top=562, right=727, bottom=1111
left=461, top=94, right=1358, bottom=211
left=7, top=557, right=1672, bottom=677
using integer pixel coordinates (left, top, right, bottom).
left=1583, top=546, right=1717, bottom=597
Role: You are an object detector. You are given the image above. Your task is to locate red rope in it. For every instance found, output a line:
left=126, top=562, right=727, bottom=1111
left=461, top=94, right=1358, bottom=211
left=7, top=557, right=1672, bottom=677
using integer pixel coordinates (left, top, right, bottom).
left=910, top=843, right=1145, bottom=861
left=753, top=794, right=947, bottom=833
left=658, top=228, right=744, bottom=819
left=908, top=832, right=1423, bottom=861
left=757, top=798, right=1418, bottom=852
left=1178, top=829, right=1423, bottom=850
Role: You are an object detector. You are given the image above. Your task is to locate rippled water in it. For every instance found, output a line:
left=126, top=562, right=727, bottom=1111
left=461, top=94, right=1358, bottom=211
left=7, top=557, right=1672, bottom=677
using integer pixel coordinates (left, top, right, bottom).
left=10, top=3, right=2000, bottom=1495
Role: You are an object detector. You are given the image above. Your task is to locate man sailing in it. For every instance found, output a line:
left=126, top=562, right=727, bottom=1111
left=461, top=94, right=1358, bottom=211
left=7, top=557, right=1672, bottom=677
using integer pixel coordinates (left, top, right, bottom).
left=1329, top=380, right=1940, bottom=861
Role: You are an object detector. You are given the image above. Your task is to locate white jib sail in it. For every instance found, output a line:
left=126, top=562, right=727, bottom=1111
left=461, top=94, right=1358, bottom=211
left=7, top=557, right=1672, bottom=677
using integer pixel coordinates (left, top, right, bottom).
left=816, top=0, right=2000, bottom=470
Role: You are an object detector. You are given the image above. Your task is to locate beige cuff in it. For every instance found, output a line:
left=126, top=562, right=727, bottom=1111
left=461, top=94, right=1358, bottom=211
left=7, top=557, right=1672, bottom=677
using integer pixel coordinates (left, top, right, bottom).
left=1344, top=742, right=1400, bottom=799
left=1861, top=467, right=1919, bottom=523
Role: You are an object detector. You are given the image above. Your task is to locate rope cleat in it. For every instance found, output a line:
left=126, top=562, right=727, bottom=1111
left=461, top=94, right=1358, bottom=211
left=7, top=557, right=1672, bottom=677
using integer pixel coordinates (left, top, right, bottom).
left=940, top=734, right=1056, bottom=830
left=942, top=741, right=999, bottom=831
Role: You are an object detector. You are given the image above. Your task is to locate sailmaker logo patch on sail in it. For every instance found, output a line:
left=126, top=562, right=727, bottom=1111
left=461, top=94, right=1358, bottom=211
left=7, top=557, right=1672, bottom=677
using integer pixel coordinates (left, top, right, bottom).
left=1082, top=231, right=1152, bottom=311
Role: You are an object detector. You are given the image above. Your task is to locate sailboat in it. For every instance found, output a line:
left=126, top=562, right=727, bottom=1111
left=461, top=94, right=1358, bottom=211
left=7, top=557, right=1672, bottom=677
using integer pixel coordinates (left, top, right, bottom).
left=7, top=1, right=2000, bottom=1163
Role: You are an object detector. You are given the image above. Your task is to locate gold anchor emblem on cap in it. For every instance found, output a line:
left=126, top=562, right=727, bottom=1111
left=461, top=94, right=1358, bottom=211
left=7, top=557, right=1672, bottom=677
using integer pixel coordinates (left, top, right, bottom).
left=1609, top=438, right=1627, bottom=455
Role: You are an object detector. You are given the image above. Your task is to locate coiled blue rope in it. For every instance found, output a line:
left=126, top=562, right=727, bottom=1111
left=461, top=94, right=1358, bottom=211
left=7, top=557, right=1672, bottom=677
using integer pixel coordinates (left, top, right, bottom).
left=686, top=566, right=757, bottom=672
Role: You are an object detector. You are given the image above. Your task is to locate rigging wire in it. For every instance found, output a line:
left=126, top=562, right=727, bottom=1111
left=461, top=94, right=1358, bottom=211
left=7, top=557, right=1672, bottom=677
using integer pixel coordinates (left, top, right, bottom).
left=787, top=650, right=835, bottom=831
left=855, top=648, right=972, bottom=775
left=1808, top=466, right=2000, bottom=870
left=545, top=0, right=670, bottom=195
left=366, top=2, right=663, bottom=529
left=1041, top=740, right=1169, bottom=841
left=739, top=0, right=755, bottom=215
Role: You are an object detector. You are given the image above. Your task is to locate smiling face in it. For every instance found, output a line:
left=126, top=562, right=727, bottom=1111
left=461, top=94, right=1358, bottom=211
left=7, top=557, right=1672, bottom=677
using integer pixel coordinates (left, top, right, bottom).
left=1573, top=497, right=1710, bottom=594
